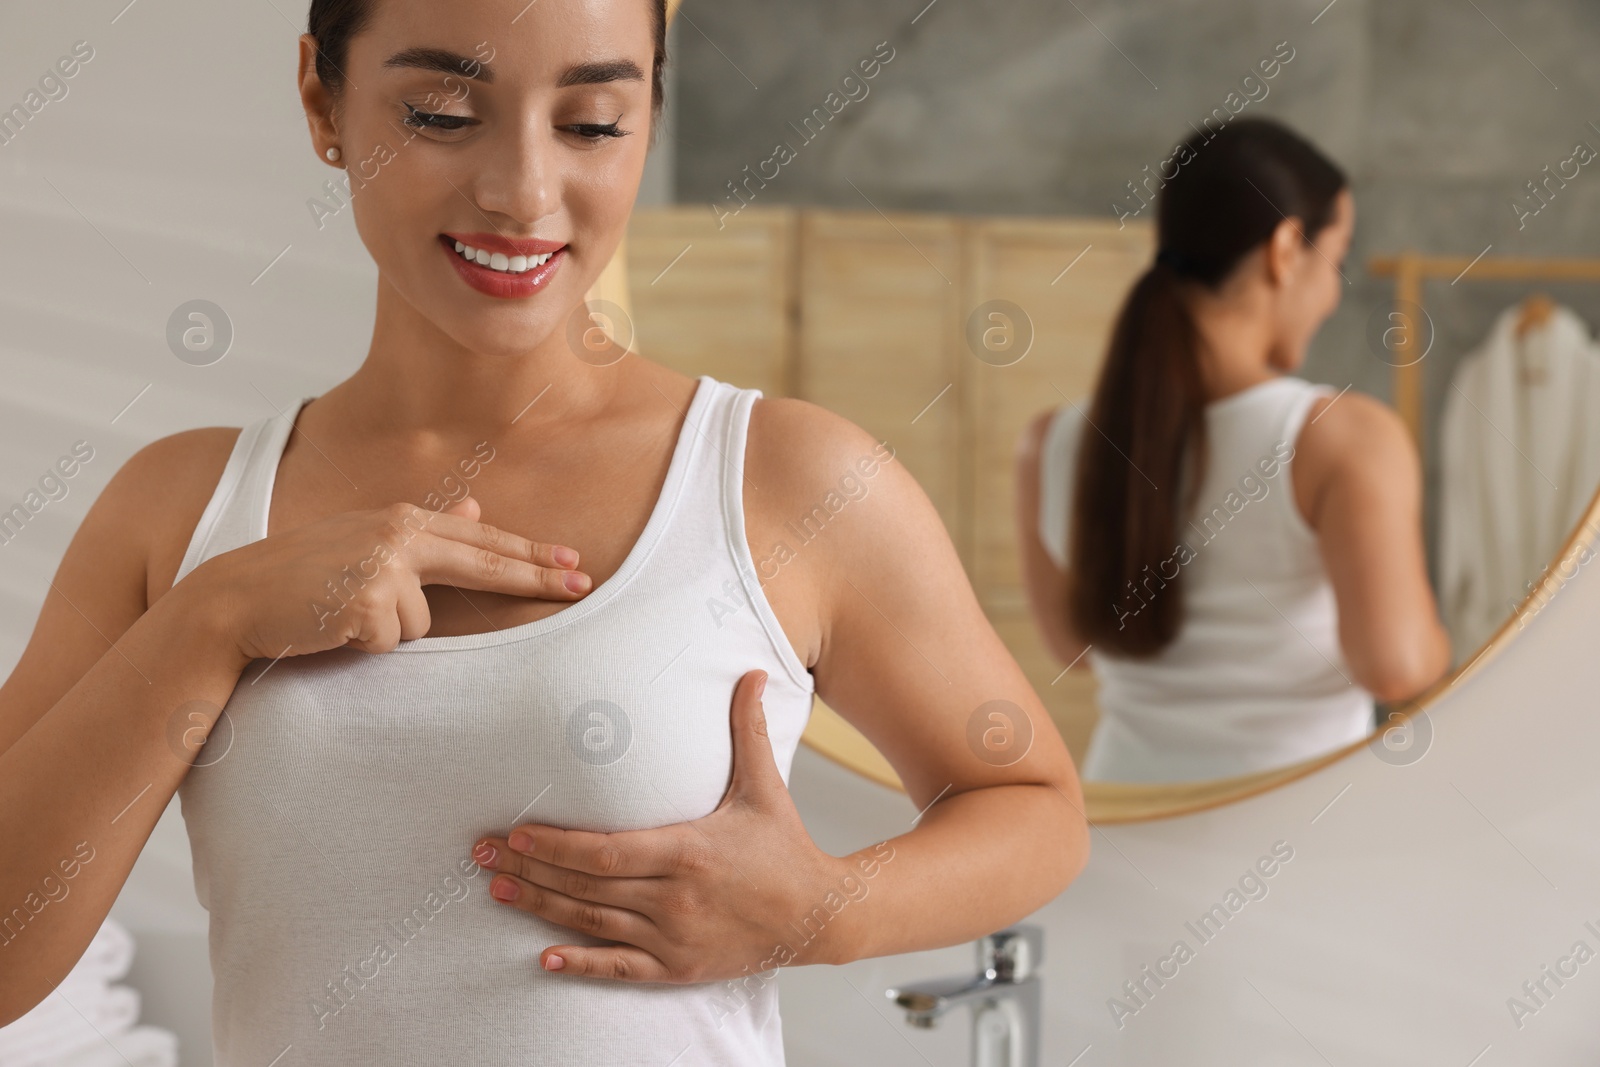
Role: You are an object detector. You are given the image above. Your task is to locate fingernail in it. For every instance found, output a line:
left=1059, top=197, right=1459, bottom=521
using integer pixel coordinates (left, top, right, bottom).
left=545, top=953, right=565, bottom=971
left=473, top=842, right=497, bottom=867
left=553, top=547, right=578, bottom=567
left=509, top=830, right=534, bottom=853
left=756, top=672, right=768, bottom=699
left=564, top=571, right=591, bottom=593
left=492, top=878, right=519, bottom=902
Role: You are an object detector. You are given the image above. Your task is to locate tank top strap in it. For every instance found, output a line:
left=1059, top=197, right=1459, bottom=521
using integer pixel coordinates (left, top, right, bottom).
left=1268, top=379, right=1336, bottom=542
left=664, top=376, right=814, bottom=691
left=1275, top=379, right=1337, bottom=445
left=172, top=399, right=312, bottom=589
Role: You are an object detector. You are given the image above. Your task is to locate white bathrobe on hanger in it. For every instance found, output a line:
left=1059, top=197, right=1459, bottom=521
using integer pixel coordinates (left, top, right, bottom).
left=1438, top=303, right=1600, bottom=664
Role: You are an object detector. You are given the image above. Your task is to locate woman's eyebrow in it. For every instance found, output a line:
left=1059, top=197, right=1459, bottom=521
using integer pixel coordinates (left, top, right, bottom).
left=381, top=47, right=646, bottom=90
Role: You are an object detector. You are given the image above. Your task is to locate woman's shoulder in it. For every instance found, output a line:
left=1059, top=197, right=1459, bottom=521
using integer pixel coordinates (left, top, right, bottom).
left=741, top=395, right=929, bottom=569
left=744, top=395, right=896, bottom=499
left=1289, top=387, right=1418, bottom=528
left=1015, top=404, right=1087, bottom=506
left=119, top=426, right=246, bottom=603
left=1294, top=387, right=1410, bottom=461
left=1017, top=402, right=1084, bottom=463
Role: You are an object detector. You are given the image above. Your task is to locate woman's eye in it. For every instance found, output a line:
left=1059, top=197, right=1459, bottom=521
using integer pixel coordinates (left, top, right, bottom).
left=566, top=122, right=628, bottom=142
left=401, top=103, right=473, bottom=131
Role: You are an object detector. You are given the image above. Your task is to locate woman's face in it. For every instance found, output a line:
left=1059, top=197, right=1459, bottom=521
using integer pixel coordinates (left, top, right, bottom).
left=302, top=0, right=655, bottom=357
left=1270, top=187, right=1354, bottom=371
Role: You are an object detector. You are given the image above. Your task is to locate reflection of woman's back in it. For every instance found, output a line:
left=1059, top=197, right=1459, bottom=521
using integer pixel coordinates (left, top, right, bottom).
left=1040, top=377, right=1373, bottom=782
left=1019, top=117, right=1448, bottom=783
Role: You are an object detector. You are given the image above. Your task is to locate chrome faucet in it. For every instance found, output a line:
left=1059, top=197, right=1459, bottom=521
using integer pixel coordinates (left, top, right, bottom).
left=885, top=925, right=1043, bottom=1067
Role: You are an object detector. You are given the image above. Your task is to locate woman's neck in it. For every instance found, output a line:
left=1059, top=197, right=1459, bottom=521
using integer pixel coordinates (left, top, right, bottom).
left=325, top=275, right=625, bottom=443
left=1185, top=288, right=1285, bottom=403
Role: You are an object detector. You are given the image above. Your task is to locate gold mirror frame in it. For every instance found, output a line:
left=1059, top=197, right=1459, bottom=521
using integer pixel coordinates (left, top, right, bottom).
left=797, top=453, right=1600, bottom=825
left=610, top=6, right=1597, bottom=825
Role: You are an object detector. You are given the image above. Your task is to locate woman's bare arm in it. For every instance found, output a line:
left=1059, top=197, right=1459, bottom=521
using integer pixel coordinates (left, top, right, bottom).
left=749, top=399, right=1089, bottom=965
left=1015, top=408, right=1093, bottom=668
left=0, top=431, right=251, bottom=1026
left=1293, top=391, right=1452, bottom=701
left=0, top=426, right=594, bottom=1024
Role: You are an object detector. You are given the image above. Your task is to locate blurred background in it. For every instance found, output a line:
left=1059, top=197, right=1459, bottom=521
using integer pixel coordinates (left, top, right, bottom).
left=3, top=0, right=1600, bottom=1063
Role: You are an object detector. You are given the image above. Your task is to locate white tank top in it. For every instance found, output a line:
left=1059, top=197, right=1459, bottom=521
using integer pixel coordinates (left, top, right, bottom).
left=171, top=374, right=816, bottom=1065
left=1038, top=376, right=1374, bottom=783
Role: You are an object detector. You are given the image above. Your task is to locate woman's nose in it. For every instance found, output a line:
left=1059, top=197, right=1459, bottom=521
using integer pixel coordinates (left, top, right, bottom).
left=469, top=121, right=557, bottom=225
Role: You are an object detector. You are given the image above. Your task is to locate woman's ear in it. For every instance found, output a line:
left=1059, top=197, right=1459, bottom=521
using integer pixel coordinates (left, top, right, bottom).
left=1264, top=216, right=1306, bottom=288
left=298, top=34, right=340, bottom=167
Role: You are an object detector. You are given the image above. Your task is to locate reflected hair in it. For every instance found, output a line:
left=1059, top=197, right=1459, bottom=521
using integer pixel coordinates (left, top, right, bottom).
left=1066, top=117, right=1346, bottom=658
left=305, top=0, right=669, bottom=136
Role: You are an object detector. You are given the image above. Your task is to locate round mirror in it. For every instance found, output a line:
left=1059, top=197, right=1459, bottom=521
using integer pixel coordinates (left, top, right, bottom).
left=801, top=475, right=1600, bottom=822
left=644, top=0, right=1514, bottom=827
left=618, top=10, right=1600, bottom=820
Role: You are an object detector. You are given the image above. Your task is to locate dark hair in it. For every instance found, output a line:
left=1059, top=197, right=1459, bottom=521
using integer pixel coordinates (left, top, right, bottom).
left=306, top=0, right=669, bottom=138
left=1066, top=117, right=1347, bottom=658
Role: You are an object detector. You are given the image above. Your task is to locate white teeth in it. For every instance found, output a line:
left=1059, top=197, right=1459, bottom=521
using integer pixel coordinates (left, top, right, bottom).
left=451, top=241, right=557, bottom=274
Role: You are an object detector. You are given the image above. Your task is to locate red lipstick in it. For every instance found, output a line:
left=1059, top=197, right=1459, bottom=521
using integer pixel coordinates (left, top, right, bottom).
left=440, top=233, right=566, bottom=300
left=443, top=231, right=565, bottom=257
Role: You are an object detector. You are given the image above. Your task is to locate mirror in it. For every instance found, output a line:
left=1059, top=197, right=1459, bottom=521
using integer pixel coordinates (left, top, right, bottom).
left=636, top=4, right=1600, bottom=805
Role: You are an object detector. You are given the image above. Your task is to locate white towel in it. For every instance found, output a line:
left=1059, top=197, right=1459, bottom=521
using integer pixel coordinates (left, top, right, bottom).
left=0, top=917, right=176, bottom=1067
left=27, top=1025, right=177, bottom=1067
left=0, top=986, right=140, bottom=1067
left=56, top=920, right=134, bottom=988
left=1438, top=303, right=1600, bottom=661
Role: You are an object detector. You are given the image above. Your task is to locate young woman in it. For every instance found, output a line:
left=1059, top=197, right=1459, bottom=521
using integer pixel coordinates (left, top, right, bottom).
left=1017, top=117, right=1451, bottom=784
left=0, top=1, right=1087, bottom=1062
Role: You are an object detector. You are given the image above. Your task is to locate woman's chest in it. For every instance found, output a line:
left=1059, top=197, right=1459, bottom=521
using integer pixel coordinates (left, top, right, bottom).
left=183, top=624, right=811, bottom=851
left=261, top=440, right=823, bottom=668
left=189, top=664, right=717, bottom=839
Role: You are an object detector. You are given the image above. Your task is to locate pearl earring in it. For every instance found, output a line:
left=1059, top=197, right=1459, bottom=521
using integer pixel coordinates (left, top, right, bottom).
left=325, top=146, right=342, bottom=162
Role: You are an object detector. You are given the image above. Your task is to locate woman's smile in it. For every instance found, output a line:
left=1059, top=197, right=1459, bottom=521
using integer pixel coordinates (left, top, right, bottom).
left=437, top=232, right=567, bottom=299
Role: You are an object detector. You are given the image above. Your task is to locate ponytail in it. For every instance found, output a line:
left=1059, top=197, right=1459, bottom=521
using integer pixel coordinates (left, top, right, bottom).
left=1061, top=117, right=1346, bottom=658
left=1065, top=260, right=1208, bottom=657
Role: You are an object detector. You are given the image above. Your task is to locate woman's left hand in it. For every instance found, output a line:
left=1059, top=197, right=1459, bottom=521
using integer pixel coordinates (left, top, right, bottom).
left=470, top=669, right=849, bottom=983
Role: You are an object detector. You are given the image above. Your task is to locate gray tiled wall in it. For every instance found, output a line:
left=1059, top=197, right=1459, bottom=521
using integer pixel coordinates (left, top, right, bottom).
left=671, top=0, right=1600, bottom=576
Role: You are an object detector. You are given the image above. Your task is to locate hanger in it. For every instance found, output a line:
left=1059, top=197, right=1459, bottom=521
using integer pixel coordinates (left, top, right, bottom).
left=1516, top=293, right=1555, bottom=385
left=1517, top=292, right=1556, bottom=337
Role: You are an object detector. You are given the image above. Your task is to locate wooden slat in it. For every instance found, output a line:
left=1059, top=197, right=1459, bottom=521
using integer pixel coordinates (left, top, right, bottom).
left=1368, top=254, right=1600, bottom=281
left=794, top=208, right=966, bottom=550
left=964, top=216, right=1154, bottom=609
left=624, top=205, right=796, bottom=395
left=1393, top=254, right=1424, bottom=450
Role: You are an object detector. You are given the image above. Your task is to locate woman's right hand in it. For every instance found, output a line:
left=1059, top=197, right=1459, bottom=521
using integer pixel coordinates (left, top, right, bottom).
left=183, top=495, right=588, bottom=662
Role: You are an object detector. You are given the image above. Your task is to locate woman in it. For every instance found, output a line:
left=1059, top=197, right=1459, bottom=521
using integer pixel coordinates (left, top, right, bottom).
left=0, top=1, right=1088, bottom=1062
left=1016, top=117, right=1451, bottom=784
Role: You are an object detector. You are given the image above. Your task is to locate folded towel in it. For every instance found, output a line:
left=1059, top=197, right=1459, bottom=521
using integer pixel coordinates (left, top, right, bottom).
left=38, top=1024, right=177, bottom=1067
left=0, top=986, right=140, bottom=1067
left=59, top=920, right=134, bottom=987
left=0, top=919, right=174, bottom=1067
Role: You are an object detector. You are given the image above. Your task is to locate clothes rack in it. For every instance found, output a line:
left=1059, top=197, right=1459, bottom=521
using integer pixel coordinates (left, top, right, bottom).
left=1366, top=253, right=1600, bottom=451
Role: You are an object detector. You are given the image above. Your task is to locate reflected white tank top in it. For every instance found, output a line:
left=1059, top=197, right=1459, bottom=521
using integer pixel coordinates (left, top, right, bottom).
left=172, top=375, right=816, bottom=1066
left=1039, top=376, right=1375, bottom=783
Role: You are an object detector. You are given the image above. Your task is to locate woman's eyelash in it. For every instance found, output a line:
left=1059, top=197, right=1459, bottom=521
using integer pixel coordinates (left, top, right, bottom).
left=401, top=103, right=472, bottom=130
left=569, top=121, right=628, bottom=140
left=397, top=103, right=627, bottom=141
